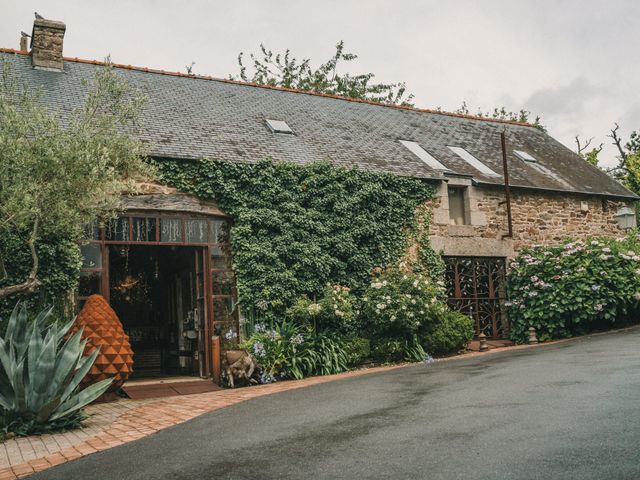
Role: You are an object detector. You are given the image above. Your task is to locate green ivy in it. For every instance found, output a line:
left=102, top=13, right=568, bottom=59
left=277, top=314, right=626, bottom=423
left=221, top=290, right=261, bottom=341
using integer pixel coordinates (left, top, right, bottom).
left=0, top=230, right=81, bottom=326
left=156, top=159, right=436, bottom=313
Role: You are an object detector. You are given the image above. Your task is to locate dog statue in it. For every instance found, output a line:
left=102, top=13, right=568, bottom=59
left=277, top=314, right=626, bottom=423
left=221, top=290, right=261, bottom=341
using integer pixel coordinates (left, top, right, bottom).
left=222, top=350, right=259, bottom=388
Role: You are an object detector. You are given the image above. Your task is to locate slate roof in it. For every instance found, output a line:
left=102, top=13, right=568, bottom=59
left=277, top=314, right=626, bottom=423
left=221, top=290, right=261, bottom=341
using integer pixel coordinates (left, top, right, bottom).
left=1, top=49, right=635, bottom=199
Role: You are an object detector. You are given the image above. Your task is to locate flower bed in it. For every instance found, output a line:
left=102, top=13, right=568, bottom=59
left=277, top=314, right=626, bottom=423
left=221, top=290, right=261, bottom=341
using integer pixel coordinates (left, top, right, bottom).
left=507, top=235, right=640, bottom=343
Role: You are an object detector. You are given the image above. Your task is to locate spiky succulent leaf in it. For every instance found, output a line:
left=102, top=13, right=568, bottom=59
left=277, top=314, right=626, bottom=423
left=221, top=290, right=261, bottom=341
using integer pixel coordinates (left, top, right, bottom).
left=51, top=378, right=112, bottom=421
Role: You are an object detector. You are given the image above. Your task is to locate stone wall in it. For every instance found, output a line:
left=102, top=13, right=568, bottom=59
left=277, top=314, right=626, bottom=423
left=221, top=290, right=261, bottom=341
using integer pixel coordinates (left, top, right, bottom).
left=426, top=180, right=633, bottom=258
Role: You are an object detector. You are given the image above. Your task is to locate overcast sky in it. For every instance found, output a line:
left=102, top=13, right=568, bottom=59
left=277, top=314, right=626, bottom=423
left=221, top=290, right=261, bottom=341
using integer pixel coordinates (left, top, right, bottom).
left=2, top=0, right=638, bottom=167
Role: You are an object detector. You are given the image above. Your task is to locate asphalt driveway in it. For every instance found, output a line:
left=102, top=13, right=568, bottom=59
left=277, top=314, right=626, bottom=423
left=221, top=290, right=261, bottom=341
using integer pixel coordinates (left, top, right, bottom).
left=29, top=328, right=640, bottom=480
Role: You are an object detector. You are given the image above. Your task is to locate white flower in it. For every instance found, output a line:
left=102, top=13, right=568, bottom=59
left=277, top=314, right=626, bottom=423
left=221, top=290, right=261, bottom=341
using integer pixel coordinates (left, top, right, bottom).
left=371, top=282, right=383, bottom=289
left=335, top=310, right=344, bottom=317
left=382, top=280, right=388, bottom=286
left=376, top=303, right=386, bottom=310
left=307, top=303, right=322, bottom=315
left=411, top=299, right=416, bottom=304
left=390, top=315, right=396, bottom=322
left=634, top=292, right=640, bottom=301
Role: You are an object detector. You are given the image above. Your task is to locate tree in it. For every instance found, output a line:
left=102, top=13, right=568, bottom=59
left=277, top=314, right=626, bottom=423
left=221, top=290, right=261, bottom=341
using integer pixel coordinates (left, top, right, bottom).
left=232, top=41, right=415, bottom=106
left=0, top=61, right=152, bottom=300
left=575, top=136, right=603, bottom=166
left=608, top=123, right=640, bottom=194
left=454, top=102, right=546, bottom=131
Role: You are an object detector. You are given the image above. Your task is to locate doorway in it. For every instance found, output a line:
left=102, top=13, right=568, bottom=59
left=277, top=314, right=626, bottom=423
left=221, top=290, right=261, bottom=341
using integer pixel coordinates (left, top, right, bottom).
left=108, top=245, right=206, bottom=378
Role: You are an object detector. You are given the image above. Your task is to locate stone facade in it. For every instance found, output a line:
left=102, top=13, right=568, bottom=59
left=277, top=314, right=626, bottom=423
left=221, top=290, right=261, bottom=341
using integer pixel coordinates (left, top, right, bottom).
left=30, top=19, right=66, bottom=71
left=427, top=179, right=633, bottom=258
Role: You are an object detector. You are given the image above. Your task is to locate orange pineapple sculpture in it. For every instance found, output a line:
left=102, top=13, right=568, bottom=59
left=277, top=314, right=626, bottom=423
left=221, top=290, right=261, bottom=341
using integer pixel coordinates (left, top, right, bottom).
left=70, top=294, right=134, bottom=391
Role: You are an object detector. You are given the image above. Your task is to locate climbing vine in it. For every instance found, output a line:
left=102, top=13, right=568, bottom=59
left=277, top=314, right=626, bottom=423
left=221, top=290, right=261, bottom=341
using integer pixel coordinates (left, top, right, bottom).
left=156, top=159, right=437, bottom=313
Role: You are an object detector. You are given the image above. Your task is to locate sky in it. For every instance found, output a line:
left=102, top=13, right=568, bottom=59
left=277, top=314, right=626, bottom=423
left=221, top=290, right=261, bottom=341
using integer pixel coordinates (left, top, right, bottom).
left=1, top=0, right=638, bottom=167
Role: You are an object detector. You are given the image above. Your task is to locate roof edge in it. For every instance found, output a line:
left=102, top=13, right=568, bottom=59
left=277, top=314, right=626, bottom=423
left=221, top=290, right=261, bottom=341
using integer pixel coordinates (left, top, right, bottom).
left=0, top=47, right=536, bottom=129
left=474, top=179, right=640, bottom=201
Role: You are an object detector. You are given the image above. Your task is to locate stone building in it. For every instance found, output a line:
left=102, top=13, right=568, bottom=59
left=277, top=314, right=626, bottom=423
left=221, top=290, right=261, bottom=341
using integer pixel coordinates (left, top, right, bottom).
left=1, top=18, right=636, bottom=380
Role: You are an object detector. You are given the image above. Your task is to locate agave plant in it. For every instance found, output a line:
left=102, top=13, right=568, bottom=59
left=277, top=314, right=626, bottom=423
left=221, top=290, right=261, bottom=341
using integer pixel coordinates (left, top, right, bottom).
left=0, top=303, right=112, bottom=435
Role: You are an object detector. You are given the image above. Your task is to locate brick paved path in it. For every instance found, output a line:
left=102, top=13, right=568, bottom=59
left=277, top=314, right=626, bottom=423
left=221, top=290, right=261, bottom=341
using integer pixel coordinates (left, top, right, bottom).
left=0, top=364, right=406, bottom=479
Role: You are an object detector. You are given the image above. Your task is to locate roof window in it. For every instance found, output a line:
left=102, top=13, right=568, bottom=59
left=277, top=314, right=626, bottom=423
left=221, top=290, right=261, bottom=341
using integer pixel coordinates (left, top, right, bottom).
left=265, top=119, right=293, bottom=134
left=514, top=150, right=537, bottom=162
left=447, top=146, right=500, bottom=177
left=399, top=140, right=448, bottom=170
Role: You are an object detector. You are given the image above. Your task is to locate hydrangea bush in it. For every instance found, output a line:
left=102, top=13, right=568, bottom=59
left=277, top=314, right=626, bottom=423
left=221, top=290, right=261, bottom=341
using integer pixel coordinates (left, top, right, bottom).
left=360, top=264, right=457, bottom=360
left=508, top=236, right=640, bottom=343
left=286, top=284, right=357, bottom=333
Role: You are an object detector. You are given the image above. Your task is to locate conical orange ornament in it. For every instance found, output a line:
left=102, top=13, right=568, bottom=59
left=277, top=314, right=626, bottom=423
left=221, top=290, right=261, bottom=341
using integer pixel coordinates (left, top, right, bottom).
left=70, top=294, right=134, bottom=391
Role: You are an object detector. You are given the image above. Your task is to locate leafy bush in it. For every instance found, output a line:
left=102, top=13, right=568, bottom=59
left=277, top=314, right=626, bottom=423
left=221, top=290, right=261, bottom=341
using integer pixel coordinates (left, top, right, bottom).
left=311, top=332, right=349, bottom=376
left=0, top=303, right=112, bottom=436
left=341, top=336, right=371, bottom=366
left=241, top=321, right=350, bottom=382
left=422, top=310, right=474, bottom=355
left=286, top=284, right=358, bottom=333
left=241, top=321, right=316, bottom=381
left=360, top=265, right=447, bottom=360
left=508, top=236, right=640, bottom=343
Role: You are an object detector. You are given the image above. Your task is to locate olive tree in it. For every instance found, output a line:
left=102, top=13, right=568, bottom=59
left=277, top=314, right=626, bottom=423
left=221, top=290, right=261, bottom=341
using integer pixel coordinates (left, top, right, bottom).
left=0, top=61, right=152, bottom=300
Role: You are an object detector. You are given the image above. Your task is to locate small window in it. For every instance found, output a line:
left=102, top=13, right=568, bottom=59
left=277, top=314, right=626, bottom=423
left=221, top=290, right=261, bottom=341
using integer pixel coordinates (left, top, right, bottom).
left=265, top=119, right=293, bottom=134
left=447, top=146, right=500, bottom=177
left=514, top=150, right=537, bottom=162
left=399, top=140, right=448, bottom=170
left=448, top=187, right=468, bottom=225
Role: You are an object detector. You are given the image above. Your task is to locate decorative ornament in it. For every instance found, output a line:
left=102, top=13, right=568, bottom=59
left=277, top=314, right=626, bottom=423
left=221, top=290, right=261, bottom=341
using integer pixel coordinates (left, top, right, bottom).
left=70, top=294, right=134, bottom=391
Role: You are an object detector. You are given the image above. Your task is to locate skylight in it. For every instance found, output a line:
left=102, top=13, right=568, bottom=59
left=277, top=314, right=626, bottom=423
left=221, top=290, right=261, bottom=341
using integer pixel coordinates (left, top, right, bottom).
left=265, top=119, right=293, bottom=134
left=399, top=140, right=448, bottom=170
left=514, top=150, right=537, bottom=162
left=447, top=146, right=500, bottom=177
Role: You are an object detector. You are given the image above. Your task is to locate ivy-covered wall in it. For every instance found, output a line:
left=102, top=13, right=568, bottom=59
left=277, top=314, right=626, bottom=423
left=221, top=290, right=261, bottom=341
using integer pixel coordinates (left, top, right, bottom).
left=156, top=159, right=437, bottom=313
left=0, top=230, right=81, bottom=322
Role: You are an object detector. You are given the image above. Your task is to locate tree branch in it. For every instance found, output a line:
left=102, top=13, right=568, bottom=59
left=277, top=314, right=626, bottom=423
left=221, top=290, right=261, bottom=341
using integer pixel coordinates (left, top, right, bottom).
left=608, top=123, right=628, bottom=166
left=0, top=218, right=41, bottom=300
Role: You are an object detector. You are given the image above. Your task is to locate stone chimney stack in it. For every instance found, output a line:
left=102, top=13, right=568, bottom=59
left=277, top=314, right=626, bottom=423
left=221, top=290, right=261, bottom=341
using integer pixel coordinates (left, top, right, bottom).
left=19, top=34, right=28, bottom=52
left=30, top=18, right=66, bottom=71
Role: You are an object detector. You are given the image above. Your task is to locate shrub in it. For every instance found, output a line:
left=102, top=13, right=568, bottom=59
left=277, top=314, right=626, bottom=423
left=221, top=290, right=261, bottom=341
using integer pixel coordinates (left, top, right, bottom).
left=360, top=265, right=447, bottom=361
left=341, top=336, right=371, bottom=366
left=508, top=236, right=640, bottom=343
left=421, top=310, right=474, bottom=355
left=286, top=284, right=358, bottom=334
left=311, top=332, right=349, bottom=376
left=241, top=321, right=317, bottom=381
left=240, top=321, right=351, bottom=382
left=0, top=303, right=112, bottom=436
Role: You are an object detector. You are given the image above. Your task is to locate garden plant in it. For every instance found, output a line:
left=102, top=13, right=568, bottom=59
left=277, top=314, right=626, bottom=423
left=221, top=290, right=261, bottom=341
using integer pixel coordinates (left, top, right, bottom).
left=508, top=234, right=640, bottom=343
left=0, top=303, right=112, bottom=436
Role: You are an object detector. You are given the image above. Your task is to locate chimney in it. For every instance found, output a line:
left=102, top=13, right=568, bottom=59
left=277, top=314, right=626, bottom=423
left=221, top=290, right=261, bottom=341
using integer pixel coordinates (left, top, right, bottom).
left=30, top=18, right=66, bottom=71
left=19, top=35, right=28, bottom=52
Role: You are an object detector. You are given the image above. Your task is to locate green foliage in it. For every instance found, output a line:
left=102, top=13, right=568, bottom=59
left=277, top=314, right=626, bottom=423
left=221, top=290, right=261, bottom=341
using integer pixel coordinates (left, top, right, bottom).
left=157, top=158, right=435, bottom=314
left=0, top=303, right=112, bottom=436
left=422, top=310, right=474, bottom=355
left=0, top=60, right=152, bottom=301
left=311, top=332, right=349, bottom=376
left=241, top=321, right=348, bottom=381
left=341, top=336, right=371, bottom=366
left=507, top=236, right=640, bottom=343
left=0, top=231, right=81, bottom=327
left=360, top=264, right=448, bottom=361
left=454, top=102, right=546, bottom=132
left=233, top=41, right=415, bottom=106
left=286, top=284, right=358, bottom=334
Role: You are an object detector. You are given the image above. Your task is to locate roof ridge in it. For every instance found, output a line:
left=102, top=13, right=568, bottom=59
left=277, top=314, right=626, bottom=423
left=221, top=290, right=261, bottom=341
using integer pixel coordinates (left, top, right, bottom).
left=0, top=47, right=535, bottom=128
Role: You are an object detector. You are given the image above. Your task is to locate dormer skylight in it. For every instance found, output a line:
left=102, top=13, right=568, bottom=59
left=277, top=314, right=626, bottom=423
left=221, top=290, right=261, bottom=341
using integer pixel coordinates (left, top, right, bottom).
left=399, top=140, right=448, bottom=170
left=447, top=146, right=500, bottom=177
left=265, top=119, right=293, bottom=134
left=514, top=150, right=537, bottom=163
